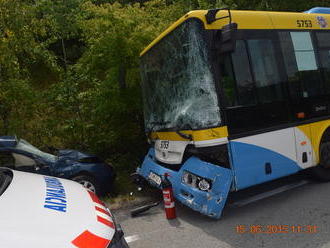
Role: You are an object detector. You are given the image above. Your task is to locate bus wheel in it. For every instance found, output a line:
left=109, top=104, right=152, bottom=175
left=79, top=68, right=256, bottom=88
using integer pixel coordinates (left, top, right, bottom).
left=311, top=142, right=330, bottom=181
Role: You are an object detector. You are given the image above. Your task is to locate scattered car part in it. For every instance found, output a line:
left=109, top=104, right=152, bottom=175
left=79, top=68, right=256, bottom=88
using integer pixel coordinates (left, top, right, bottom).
left=130, top=201, right=160, bottom=217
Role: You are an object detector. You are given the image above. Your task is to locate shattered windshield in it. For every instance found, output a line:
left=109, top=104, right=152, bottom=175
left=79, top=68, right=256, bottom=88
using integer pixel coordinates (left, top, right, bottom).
left=16, top=139, right=57, bottom=162
left=140, top=18, right=221, bottom=132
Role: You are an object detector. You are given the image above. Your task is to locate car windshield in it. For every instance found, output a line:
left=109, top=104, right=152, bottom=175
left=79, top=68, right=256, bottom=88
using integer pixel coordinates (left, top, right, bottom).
left=0, top=169, right=12, bottom=196
left=16, top=139, right=57, bottom=163
left=140, top=19, right=221, bottom=132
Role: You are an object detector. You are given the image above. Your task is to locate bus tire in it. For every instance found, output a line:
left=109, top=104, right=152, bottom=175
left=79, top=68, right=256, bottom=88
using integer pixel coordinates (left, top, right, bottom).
left=311, top=142, right=330, bottom=181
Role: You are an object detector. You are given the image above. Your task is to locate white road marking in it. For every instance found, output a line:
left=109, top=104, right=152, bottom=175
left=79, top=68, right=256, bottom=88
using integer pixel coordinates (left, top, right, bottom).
left=125, top=234, right=140, bottom=243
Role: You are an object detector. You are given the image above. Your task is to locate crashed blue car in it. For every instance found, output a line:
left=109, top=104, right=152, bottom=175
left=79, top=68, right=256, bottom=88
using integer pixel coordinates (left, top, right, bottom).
left=0, top=136, right=115, bottom=195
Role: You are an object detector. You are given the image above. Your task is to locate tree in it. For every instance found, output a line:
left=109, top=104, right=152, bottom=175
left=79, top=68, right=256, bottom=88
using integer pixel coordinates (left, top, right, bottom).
left=34, top=0, right=84, bottom=70
left=0, top=0, right=58, bottom=137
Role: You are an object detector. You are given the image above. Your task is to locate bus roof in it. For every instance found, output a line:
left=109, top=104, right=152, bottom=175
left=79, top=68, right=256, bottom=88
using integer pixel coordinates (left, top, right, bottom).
left=140, top=9, right=330, bottom=56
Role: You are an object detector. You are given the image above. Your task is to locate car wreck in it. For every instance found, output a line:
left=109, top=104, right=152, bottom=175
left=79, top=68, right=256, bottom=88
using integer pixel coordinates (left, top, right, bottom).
left=0, top=136, right=115, bottom=196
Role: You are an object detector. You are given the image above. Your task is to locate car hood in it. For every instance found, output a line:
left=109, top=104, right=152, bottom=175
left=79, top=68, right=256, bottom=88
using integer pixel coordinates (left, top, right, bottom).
left=58, top=149, right=96, bottom=160
left=0, top=169, right=115, bottom=248
left=0, top=136, right=17, bottom=147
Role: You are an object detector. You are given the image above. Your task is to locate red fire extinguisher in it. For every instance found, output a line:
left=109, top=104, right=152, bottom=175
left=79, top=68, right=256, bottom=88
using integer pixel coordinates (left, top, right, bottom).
left=162, top=173, right=176, bottom=219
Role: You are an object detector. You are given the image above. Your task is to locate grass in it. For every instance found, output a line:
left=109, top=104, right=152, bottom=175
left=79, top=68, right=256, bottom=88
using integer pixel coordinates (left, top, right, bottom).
left=100, top=150, right=162, bottom=210
left=101, top=170, right=162, bottom=210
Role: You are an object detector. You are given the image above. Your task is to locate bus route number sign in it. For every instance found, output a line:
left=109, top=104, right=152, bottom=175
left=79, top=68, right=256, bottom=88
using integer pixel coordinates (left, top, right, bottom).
left=297, top=20, right=312, bottom=28
left=159, top=140, right=169, bottom=150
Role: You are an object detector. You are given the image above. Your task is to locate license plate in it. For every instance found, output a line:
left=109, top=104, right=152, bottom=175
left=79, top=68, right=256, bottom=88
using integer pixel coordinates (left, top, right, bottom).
left=148, top=172, right=162, bottom=186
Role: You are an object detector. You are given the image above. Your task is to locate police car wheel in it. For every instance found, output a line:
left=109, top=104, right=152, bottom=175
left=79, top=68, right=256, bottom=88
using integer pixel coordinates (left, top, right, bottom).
left=72, top=175, right=99, bottom=194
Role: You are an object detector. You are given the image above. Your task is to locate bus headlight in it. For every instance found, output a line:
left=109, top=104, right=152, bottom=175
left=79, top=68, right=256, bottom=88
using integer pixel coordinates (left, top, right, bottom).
left=182, top=171, right=212, bottom=191
left=198, top=179, right=211, bottom=191
left=182, top=171, right=197, bottom=185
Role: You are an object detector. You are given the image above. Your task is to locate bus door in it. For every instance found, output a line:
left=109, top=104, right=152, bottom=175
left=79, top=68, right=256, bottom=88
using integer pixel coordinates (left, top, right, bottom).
left=220, top=30, right=301, bottom=190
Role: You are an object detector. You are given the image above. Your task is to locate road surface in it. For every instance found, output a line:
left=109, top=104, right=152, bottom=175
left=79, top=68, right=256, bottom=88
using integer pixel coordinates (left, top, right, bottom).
left=114, top=175, right=330, bottom=248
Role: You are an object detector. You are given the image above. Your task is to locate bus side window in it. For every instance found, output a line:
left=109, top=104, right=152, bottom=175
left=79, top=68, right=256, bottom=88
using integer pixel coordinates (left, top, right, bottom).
left=247, top=39, right=283, bottom=103
left=223, top=38, right=284, bottom=106
left=279, top=31, right=323, bottom=98
left=230, top=40, right=256, bottom=106
left=221, top=55, right=237, bottom=107
left=223, top=32, right=290, bottom=134
left=316, top=31, right=330, bottom=94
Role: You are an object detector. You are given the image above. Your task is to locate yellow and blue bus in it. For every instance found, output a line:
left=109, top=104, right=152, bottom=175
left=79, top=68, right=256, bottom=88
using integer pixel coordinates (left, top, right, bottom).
left=136, top=7, right=330, bottom=219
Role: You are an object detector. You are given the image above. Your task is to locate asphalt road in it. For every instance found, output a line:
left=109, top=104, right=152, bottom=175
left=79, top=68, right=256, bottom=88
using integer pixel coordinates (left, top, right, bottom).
left=114, top=175, right=330, bottom=248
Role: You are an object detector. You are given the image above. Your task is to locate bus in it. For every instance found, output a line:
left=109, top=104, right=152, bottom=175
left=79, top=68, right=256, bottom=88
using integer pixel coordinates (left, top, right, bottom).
left=136, top=7, right=330, bottom=219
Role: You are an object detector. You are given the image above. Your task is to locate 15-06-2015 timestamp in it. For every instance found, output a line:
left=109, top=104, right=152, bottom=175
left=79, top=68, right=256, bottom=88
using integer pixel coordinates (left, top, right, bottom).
left=236, top=225, right=318, bottom=234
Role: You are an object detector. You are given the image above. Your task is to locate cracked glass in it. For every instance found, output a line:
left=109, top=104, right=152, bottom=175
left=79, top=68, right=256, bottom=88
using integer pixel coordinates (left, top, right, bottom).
left=140, top=19, right=221, bottom=132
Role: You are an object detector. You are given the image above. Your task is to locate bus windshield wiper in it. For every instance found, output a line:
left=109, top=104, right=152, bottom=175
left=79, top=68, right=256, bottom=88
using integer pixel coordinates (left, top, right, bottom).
left=174, top=124, right=193, bottom=141
left=147, top=121, right=193, bottom=141
left=176, top=130, right=193, bottom=141
left=0, top=171, right=12, bottom=196
left=146, top=121, right=170, bottom=139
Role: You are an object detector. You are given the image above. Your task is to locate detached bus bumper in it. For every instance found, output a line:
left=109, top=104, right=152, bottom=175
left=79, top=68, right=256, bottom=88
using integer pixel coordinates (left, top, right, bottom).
left=137, top=148, right=233, bottom=219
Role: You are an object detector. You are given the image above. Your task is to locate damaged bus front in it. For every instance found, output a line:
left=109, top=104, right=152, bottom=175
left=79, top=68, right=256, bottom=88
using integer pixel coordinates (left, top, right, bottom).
left=136, top=10, right=236, bottom=219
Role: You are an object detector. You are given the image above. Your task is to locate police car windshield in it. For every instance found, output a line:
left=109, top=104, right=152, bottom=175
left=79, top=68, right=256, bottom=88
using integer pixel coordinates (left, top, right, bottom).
left=16, top=139, right=57, bottom=162
left=0, top=170, right=12, bottom=196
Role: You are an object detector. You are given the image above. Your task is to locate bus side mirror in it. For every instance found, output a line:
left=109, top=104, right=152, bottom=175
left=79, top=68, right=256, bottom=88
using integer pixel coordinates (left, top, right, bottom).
left=218, top=23, right=237, bottom=54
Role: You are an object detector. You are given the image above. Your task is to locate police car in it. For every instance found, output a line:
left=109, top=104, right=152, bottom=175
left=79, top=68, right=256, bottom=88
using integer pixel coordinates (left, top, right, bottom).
left=0, top=168, right=129, bottom=248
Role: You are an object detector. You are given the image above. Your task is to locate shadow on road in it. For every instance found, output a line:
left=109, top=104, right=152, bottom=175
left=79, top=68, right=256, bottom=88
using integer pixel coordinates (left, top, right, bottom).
left=173, top=172, right=330, bottom=248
